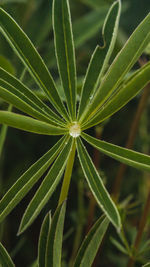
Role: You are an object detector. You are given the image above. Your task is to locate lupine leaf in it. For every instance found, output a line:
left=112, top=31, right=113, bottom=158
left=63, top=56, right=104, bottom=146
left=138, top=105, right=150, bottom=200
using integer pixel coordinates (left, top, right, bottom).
left=82, top=61, right=150, bottom=129
left=74, top=216, right=109, bottom=267
left=0, top=104, right=12, bottom=157
left=78, top=0, right=121, bottom=120
left=0, top=55, right=15, bottom=75
left=0, top=136, right=67, bottom=223
left=45, top=202, right=66, bottom=267
left=18, top=137, right=73, bottom=234
left=0, top=8, right=69, bottom=121
left=38, top=212, right=51, bottom=267
left=142, top=263, right=150, bottom=267
left=0, top=242, right=15, bottom=267
left=0, top=67, right=65, bottom=125
left=82, top=133, right=150, bottom=172
left=76, top=138, right=121, bottom=229
left=81, top=12, right=150, bottom=124
left=110, top=237, right=128, bottom=255
left=0, top=81, right=64, bottom=126
left=53, top=0, right=77, bottom=120
left=0, top=111, right=68, bottom=135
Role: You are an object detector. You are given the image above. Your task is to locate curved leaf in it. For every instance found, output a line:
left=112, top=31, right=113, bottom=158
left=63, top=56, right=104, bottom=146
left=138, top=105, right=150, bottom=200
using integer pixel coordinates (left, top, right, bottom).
left=0, top=104, right=12, bottom=157
left=0, top=8, right=69, bottom=121
left=81, top=12, right=150, bottom=124
left=0, top=136, right=67, bottom=223
left=45, top=202, right=66, bottom=267
left=38, top=212, right=51, bottom=267
left=0, top=67, right=65, bottom=125
left=0, top=81, right=63, bottom=126
left=82, top=133, right=150, bottom=172
left=76, top=137, right=121, bottom=229
left=78, top=0, right=121, bottom=120
left=53, top=0, right=77, bottom=120
left=0, top=242, right=15, bottom=267
left=0, top=55, right=15, bottom=75
left=74, top=216, right=109, bottom=267
left=83, top=61, right=150, bottom=129
left=18, top=137, right=73, bottom=234
left=0, top=111, right=68, bottom=135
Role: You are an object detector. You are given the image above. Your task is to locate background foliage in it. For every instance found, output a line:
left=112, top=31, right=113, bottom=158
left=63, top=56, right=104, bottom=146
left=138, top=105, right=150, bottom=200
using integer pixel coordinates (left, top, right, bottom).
left=0, top=0, right=150, bottom=266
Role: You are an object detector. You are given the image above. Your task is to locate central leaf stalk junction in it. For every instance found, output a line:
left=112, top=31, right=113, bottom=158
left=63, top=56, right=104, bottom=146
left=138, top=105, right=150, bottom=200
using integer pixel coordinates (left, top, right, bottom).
left=69, top=122, right=81, bottom=138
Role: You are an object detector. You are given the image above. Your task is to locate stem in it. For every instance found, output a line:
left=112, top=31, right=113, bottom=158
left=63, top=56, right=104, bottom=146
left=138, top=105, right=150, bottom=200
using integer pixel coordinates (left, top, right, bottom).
left=127, top=188, right=150, bottom=267
left=112, top=82, right=150, bottom=201
left=58, top=139, right=76, bottom=205
left=69, top=178, right=85, bottom=266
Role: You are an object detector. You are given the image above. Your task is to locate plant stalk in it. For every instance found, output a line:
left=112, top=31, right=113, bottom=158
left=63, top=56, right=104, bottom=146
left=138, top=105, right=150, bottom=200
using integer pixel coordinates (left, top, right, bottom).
left=58, top=139, right=76, bottom=205
left=127, top=187, right=150, bottom=267
left=69, top=178, right=85, bottom=266
left=112, top=82, right=150, bottom=201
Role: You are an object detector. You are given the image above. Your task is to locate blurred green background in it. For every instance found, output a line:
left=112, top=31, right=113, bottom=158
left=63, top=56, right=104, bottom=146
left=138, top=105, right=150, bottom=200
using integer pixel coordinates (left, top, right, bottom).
left=0, top=0, right=150, bottom=266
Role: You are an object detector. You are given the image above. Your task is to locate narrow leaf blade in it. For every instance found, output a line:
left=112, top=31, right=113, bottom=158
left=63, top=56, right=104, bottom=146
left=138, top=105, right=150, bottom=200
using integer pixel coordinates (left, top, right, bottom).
left=0, top=81, right=62, bottom=126
left=82, top=133, right=150, bottom=172
left=0, top=111, right=68, bottom=135
left=0, top=243, right=15, bottom=267
left=76, top=137, right=121, bottom=229
left=81, top=12, right=150, bottom=123
left=0, top=104, right=12, bottom=157
left=38, top=212, right=51, bottom=267
left=53, top=0, right=77, bottom=120
left=74, top=216, right=109, bottom=267
left=18, top=137, right=73, bottom=233
left=0, top=8, right=69, bottom=121
left=0, top=67, right=65, bottom=125
left=78, top=0, right=121, bottom=119
left=0, top=136, right=67, bottom=223
left=45, top=202, right=66, bottom=267
left=83, top=62, right=150, bottom=129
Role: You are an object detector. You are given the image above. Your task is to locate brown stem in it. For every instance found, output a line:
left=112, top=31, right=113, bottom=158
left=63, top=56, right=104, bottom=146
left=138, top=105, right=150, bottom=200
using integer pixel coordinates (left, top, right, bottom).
left=127, top=187, right=150, bottom=267
left=112, top=82, right=150, bottom=201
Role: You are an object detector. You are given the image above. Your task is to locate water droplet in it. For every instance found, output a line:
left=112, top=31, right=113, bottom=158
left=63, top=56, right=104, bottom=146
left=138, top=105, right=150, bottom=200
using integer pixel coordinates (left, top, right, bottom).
left=69, top=122, right=81, bottom=138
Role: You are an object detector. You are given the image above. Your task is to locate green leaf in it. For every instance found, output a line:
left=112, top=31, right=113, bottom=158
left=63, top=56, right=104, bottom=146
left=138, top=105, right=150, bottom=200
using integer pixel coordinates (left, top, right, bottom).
left=0, top=55, right=15, bottom=75
left=142, top=263, right=150, bottom=267
left=0, top=80, right=64, bottom=127
left=82, top=61, right=150, bottom=129
left=45, top=202, right=66, bottom=267
left=82, top=133, right=150, bottom=172
left=0, top=104, right=12, bottom=157
left=53, top=0, right=77, bottom=120
left=76, top=137, right=121, bottom=229
left=110, top=237, right=128, bottom=255
left=38, top=212, right=51, bottom=267
left=73, top=215, right=109, bottom=267
left=0, top=8, right=69, bottom=121
left=78, top=0, right=121, bottom=120
left=0, top=111, right=68, bottom=135
left=81, top=12, right=150, bottom=124
left=0, top=136, right=67, bottom=223
left=0, top=242, right=15, bottom=267
left=0, top=67, right=65, bottom=125
left=18, top=137, right=73, bottom=234
left=1, top=0, right=27, bottom=3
